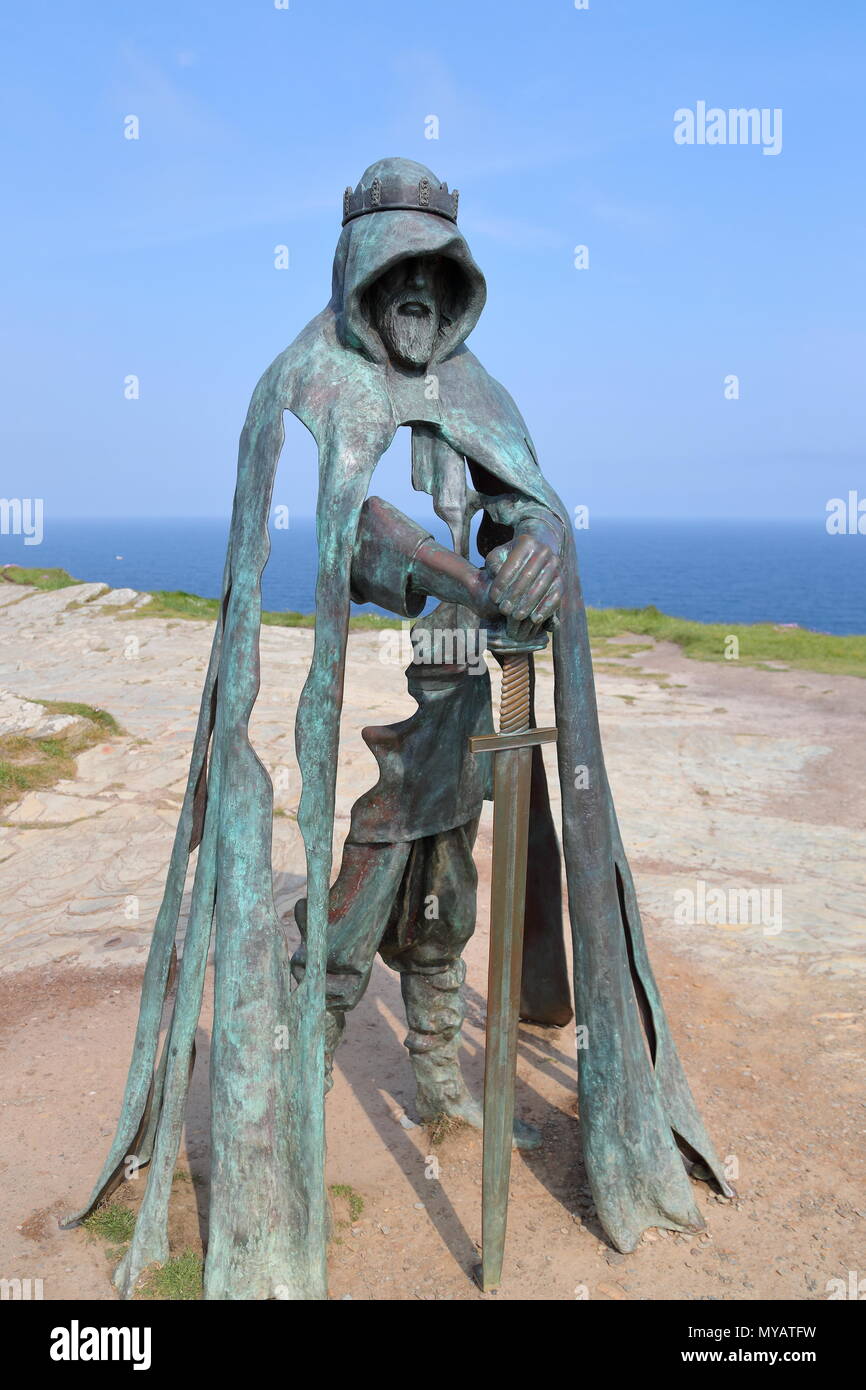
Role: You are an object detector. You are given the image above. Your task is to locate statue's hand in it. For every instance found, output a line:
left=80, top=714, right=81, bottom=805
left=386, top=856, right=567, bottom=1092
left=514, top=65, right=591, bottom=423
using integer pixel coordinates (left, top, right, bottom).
left=486, top=534, right=563, bottom=640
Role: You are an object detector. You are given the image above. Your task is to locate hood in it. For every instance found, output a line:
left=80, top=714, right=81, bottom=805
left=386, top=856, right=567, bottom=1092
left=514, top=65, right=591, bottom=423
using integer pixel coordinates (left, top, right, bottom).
left=331, top=157, right=487, bottom=366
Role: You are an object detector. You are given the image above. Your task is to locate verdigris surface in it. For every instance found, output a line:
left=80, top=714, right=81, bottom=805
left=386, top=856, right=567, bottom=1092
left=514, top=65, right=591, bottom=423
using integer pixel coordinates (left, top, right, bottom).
left=66, top=157, right=732, bottom=1299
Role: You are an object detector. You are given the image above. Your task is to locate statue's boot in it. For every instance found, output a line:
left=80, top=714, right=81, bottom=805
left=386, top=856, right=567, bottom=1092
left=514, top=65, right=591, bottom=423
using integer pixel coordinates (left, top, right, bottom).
left=401, top=961, right=541, bottom=1151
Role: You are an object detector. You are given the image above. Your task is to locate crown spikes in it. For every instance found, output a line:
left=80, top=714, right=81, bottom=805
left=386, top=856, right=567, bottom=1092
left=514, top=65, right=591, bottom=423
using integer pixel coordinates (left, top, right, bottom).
left=341, top=174, right=461, bottom=226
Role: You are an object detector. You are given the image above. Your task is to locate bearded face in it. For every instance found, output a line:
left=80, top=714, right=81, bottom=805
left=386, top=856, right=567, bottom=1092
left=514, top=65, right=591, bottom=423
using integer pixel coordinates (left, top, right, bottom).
left=370, top=256, right=447, bottom=369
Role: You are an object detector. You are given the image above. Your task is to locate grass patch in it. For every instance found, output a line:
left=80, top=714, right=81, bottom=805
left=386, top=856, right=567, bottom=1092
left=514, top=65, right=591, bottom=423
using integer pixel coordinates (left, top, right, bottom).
left=0, top=564, right=80, bottom=591
left=585, top=605, right=866, bottom=679
left=131, top=590, right=220, bottom=622
left=329, top=1183, right=365, bottom=1226
left=125, top=589, right=395, bottom=631
left=9, top=562, right=863, bottom=677
left=132, top=596, right=865, bottom=675
left=81, top=1174, right=205, bottom=1300
left=427, top=1114, right=470, bottom=1146
left=136, top=1250, right=204, bottom=1301
left=37, top=699, right=120, bottom=733
left=83, top=1203, right=135, bottom=1244
left=0, top=699, right=121, bottom=813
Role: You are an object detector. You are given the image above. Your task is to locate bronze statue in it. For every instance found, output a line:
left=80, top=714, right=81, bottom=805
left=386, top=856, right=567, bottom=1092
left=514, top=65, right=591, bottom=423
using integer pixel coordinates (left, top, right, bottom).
left=66, top=157, right=732, bottom=1299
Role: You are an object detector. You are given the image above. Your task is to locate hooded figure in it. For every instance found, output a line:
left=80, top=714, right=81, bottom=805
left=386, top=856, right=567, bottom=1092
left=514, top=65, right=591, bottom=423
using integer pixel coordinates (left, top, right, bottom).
left=65, top=158, right=732, bottom=1300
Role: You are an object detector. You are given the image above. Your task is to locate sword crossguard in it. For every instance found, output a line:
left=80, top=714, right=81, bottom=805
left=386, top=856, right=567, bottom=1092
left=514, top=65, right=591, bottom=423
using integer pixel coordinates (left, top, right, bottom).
left=469, top=727, right=557, bottom=754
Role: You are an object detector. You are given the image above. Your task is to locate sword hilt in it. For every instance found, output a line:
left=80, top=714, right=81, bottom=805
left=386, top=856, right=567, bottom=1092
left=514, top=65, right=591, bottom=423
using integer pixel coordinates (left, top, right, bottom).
left=469, top=630, right=557, bottom=756
left=487, top=625, right=547, bottom=736
left=499, top=651, right=531, bottom=734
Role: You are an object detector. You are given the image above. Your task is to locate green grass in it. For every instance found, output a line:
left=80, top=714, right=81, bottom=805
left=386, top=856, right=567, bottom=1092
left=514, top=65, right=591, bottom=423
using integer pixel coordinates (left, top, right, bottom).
left=0, top=699, right=121, bottom=813
left=6, top=566, right=864, bottom=676
left=80, top=1171, right=204, bottom=1300
left=83, top=1203, right=135, bottom=1244
left=329, top=1183, right=365, bottom=1226
left=134, top=589, right=394, bottom=630
left=36, top=699, right=120, bottom=733
left=584, top=605, right=866, bottom=679
left=136, top=1251, right=204, bottom=1301
left=134, top=595, right=866, bottom=676
left=0, top=564, right=80, bottom=590
left=132, top=590, right=220, bottom=622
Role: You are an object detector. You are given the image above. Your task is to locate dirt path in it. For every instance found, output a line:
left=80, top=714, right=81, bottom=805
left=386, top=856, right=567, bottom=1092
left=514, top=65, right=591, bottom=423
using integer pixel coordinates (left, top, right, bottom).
left=0, top=584, right=863, bottom=1300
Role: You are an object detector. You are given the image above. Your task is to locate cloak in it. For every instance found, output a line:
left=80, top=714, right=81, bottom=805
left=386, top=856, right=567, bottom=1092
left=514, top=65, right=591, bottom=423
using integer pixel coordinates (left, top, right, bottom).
left=66, top=158, right=732, bottom=1299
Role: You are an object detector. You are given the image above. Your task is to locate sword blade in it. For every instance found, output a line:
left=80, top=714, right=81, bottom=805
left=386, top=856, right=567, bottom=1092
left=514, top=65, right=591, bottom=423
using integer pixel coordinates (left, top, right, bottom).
left=481, top=740, right=534, bottom=1292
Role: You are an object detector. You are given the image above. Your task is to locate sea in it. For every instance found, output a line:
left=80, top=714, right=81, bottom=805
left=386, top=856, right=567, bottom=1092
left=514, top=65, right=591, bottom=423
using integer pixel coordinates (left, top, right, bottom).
left=2, top=517, right=864, bottom=636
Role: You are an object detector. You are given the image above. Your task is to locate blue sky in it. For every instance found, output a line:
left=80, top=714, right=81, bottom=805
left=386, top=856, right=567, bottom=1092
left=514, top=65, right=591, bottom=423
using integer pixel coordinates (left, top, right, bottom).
left=3, top=0, right=863, bottom=520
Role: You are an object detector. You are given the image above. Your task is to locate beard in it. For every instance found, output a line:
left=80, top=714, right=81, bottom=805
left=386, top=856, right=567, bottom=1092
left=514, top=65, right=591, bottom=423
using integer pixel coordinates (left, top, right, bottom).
left=375, top=289, right=441, bottom=369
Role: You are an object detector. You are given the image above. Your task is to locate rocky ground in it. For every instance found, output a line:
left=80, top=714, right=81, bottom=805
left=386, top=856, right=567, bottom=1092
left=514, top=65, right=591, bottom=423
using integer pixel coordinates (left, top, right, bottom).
left=0, top=579, right=863, bottom=1300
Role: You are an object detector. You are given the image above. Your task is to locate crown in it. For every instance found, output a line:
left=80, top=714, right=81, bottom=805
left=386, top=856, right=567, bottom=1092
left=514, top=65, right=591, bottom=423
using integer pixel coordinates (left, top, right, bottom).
left=342, top=175, right=459, bottom=226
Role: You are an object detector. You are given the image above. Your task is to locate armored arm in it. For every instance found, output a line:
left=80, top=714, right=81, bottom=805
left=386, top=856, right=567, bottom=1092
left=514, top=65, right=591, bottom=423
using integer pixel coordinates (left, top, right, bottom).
left=350, top=496, right=498, bottom=619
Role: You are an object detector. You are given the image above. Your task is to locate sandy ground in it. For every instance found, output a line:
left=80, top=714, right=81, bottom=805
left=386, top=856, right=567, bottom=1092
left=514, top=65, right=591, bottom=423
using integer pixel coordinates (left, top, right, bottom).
left=0, top=581, right=863, bottom=1301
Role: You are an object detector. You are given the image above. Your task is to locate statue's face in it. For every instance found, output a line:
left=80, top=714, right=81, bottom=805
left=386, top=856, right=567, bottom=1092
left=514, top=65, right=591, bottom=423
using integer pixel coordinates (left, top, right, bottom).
left=371, top=256, right=446, bottom=369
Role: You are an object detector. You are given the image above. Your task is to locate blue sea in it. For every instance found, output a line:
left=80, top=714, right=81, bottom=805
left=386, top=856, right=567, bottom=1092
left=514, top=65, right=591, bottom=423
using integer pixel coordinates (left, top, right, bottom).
left=2, top=517, right=864, bottom=636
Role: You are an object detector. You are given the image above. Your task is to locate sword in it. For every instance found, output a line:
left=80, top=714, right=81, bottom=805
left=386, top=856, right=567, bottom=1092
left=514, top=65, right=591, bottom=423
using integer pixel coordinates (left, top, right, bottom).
left=470, top=629, right=557, bottom=1292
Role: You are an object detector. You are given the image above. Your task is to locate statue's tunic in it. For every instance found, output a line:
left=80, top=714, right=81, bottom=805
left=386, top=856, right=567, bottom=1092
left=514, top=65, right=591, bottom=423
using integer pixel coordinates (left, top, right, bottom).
left=347, top=453, right=562, bottom=842
left=293, top=457, right=561, bottom=1006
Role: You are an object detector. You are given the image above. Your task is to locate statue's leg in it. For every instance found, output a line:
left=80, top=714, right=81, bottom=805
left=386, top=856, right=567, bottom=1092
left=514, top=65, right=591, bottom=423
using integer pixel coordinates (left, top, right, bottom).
left=400, top=958, right=479, bottom=1125
left=383, top=821, right=541, bottom=1151
left=292, top=839, right=412, bottom=1090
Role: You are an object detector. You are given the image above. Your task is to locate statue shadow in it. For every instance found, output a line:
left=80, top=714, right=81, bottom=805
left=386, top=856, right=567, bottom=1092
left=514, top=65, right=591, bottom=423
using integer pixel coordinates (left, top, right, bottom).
left=327, top=945, right=610, bottom=1275
left=329, top=956, right=481, bottom=1283
left=460, top=976, right=610, bottom=1246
